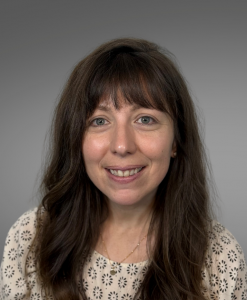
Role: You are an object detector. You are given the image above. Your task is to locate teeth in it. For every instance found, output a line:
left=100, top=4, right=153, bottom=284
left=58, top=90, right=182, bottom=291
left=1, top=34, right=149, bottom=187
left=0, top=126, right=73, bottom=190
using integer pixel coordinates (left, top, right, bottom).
left=109, top=167, right=143, bottom=177
left=130, top=169, right=135, bottom=175
left=117, top=170, right=124, bottom=177
left=123, top=170, right=130, bottom=177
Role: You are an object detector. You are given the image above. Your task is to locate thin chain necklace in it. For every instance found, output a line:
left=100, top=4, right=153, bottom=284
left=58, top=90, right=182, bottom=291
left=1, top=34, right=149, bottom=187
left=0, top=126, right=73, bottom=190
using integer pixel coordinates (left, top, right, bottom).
left=100, top=234, right=147, bottom=275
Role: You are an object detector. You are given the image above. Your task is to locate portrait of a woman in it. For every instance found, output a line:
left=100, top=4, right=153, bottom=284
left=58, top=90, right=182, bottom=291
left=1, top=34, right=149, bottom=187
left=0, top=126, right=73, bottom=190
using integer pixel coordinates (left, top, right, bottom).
left=1, top=38, right=246, bottom=300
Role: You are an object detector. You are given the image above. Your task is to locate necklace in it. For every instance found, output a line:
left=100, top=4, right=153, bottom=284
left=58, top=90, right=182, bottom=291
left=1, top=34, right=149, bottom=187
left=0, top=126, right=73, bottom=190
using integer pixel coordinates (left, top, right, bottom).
left=100, top=234, right=147, bottom=275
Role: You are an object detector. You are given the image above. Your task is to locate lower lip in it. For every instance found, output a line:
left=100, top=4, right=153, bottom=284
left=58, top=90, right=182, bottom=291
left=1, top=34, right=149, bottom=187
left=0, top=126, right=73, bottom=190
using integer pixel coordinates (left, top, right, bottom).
left=105, top=167, right=145, bottom=184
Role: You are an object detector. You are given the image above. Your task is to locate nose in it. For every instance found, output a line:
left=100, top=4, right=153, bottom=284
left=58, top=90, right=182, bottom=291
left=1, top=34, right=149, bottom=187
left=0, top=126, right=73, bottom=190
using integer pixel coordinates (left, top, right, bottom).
left=110, top=123, right=137, bottom=156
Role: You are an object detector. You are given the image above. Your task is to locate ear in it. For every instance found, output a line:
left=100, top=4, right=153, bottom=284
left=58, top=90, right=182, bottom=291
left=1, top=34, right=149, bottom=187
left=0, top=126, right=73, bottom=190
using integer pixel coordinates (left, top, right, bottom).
left=171, top=141, right=177, bottom=158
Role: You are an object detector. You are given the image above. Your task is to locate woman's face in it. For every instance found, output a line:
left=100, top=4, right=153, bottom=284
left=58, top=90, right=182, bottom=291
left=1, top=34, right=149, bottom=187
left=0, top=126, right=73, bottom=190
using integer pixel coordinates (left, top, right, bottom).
left=82, top=97, right=176, bottom=208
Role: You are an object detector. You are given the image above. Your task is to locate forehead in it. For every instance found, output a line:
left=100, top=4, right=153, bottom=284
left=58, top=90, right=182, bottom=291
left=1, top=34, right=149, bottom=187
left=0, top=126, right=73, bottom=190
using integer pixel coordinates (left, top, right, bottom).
left=94, top=99, right=174, bottom=126
left=95, top=87, right=159, bottom=111
left=87, top=87, right=172, bottom=121
left=96, top=98, right=144, bottom=112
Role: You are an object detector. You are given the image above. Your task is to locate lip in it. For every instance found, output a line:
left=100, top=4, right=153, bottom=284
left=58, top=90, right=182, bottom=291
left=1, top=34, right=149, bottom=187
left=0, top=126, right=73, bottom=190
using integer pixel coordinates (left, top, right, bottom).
left=105, top=165, right=145, bottom=171
left=105, top=167, right=145, bottom=184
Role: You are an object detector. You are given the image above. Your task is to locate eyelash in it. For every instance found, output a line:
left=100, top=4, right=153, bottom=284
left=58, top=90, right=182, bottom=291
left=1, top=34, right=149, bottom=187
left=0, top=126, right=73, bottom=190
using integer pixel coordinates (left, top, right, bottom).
left=90, top=116, right=156, bottom=126
left=136, top=116, right=156, bottom=125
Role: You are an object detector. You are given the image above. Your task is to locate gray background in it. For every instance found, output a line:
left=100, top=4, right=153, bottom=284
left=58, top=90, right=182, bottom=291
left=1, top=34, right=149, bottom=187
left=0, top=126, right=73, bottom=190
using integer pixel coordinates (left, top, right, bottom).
left=1, top=1, right=246, bottom=257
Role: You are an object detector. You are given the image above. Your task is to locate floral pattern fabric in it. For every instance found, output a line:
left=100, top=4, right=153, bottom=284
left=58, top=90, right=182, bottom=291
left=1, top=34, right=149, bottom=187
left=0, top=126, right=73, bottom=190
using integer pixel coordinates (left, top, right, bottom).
left=0, top=208, right=246, bottom=299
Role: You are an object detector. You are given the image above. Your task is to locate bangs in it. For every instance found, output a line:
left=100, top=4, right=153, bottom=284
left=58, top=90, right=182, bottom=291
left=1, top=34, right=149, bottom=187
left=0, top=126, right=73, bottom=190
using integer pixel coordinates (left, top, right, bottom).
left=85, top=49, right=175, bottom=119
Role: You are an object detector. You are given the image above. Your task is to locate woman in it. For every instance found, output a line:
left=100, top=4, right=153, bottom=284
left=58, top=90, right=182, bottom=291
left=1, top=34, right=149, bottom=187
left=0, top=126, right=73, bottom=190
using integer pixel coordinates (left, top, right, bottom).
left=1, top=38, right=246, bottom=300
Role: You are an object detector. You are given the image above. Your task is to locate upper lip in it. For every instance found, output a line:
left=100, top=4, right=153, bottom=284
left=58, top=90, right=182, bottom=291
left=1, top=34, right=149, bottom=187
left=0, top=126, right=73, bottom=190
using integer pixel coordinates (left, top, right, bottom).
left=105, top=165, right=145, bottom=171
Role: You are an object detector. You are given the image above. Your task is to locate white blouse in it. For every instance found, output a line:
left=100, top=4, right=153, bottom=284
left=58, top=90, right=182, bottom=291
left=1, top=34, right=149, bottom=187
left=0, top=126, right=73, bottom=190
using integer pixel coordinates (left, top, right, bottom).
left=0, top=208, right=246, bottom=300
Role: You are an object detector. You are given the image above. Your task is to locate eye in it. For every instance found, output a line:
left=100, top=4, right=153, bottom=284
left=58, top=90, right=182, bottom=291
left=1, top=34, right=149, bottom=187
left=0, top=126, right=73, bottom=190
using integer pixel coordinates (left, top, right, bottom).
left=136, top=116, right=156, bottom=125
left=90, top=118, right=109, bottom=126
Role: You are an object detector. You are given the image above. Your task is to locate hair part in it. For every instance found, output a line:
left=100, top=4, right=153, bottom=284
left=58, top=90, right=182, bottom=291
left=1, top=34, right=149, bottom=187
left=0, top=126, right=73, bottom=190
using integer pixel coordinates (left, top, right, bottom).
left=31, top=37, right=214, bottom=300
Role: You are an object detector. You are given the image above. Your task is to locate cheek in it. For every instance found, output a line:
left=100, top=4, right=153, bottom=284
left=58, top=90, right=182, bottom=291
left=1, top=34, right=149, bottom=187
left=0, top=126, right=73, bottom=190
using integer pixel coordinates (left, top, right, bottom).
left=148, top=140, right=173, bottom=182
left=142, top=135, right=174, bottom=183
left=82, top=136, right=107, bottom=167
left=141, top=135, right=174, bottom=160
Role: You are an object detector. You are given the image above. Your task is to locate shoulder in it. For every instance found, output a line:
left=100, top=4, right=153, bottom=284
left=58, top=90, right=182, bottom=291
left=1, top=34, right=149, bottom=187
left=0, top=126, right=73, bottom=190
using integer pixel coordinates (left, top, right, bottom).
left=2, top=207, right=38, bottom=269
left=208, top=220, right=245, bottom=264
left=6, top=207, right=38, bottom=246
left=10, top=207, right=38, bottom=229
left=202, top=220, right=247, bottom=299
left=0, top=207, right=48, bottom=299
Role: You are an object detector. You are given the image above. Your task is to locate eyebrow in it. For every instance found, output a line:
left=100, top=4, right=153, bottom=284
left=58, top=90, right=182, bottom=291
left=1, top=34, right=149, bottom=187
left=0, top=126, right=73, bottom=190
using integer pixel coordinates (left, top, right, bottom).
left=97, top=103, right=144, bottom=112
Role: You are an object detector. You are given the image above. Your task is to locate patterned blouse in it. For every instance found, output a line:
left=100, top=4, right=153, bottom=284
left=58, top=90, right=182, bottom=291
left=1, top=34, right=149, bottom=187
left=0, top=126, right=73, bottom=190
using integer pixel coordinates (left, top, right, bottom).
left=0, top=208, right=246, bottom=300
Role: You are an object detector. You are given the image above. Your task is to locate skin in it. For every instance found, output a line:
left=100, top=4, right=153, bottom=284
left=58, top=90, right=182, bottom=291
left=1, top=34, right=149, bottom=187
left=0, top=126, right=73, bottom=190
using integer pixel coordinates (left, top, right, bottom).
left=82, top=97, right=176, bottom=262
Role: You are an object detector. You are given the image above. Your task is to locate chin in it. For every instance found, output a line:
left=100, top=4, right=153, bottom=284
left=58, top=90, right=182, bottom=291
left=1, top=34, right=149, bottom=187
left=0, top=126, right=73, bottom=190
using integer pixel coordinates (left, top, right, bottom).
left=105, top=193, right=141, bottom=206
left=108, top=198, right=139, bottom=206
left=107, top=191, right=155, bottom=207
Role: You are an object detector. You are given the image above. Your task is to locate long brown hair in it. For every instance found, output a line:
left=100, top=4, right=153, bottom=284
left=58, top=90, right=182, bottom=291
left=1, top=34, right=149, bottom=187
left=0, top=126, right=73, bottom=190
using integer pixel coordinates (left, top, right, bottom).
left=32, top=38, right=214, bottom=299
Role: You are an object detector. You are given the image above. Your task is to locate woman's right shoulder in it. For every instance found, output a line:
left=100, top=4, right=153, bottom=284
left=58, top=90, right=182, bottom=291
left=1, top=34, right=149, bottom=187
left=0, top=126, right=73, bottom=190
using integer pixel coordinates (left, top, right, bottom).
left=1, top=208, right=49, bottom=298
left=3, top=207, right=41, bottom=261
left=9, top=207, right=38, bottom=234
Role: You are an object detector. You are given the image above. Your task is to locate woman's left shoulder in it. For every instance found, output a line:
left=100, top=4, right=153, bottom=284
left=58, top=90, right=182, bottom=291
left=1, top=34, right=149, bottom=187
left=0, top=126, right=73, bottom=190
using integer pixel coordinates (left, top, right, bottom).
left=203, top=220, right=247, bottom=299
left=208, top=220, right=245, bottom=261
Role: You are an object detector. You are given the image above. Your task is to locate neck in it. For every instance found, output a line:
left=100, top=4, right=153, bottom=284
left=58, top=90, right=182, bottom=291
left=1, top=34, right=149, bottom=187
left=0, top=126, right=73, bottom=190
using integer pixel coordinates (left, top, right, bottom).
left=104, top=196, right=154, bottom=234
left=96, top=196, right=155, bottom=263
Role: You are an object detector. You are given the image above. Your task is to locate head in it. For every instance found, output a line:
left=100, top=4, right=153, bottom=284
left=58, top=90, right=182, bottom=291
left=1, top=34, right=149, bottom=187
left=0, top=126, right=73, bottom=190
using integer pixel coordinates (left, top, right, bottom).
left=39, top=38, right=210, bottom=300
left=48, top=38, right=202, bottom=202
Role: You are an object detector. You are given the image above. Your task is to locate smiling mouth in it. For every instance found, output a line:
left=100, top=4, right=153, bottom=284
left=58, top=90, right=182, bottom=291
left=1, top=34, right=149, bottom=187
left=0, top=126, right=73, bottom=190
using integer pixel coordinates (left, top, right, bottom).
left=107, top=167, right=144, bottom=177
